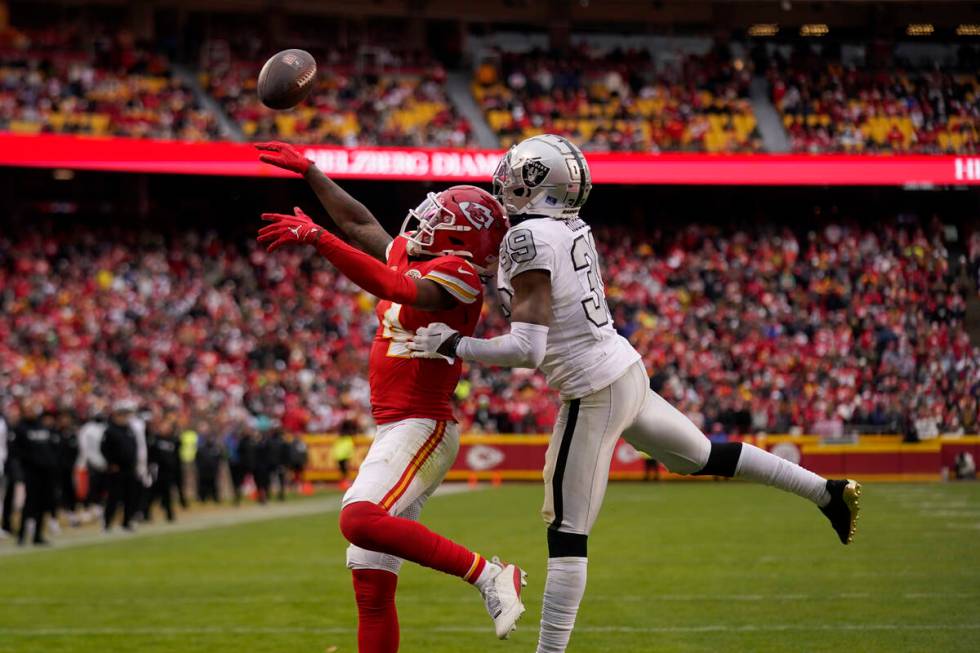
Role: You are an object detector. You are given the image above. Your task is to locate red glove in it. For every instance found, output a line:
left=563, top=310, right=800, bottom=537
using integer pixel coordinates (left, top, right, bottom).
left=255, top=141, right=313, bottom=175
left=258, top=207, right=325, bottom=251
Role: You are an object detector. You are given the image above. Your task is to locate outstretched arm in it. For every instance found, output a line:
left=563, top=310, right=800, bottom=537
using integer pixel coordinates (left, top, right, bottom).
left=408, top=270, right=552, bottom=367
left=256, top=142, right=392, bottom=261
left=257, top=208, right=453, bottom=311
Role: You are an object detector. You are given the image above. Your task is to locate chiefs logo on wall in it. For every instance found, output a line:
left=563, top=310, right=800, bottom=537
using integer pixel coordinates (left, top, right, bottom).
left=466, top=444, right=506, bottom=471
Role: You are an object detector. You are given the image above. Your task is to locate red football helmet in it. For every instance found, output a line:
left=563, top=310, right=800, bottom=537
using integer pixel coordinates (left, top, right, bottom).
left=400, top=185, right=509, bottom=275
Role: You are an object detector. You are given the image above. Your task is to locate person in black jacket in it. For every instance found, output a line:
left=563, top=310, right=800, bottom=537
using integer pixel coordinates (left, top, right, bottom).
left=147, top=414, right=181, bottom=521
left=227, top=424, right=257, bottom=506
left=195, top=432, right=223, bottom=503
left=101, top=402, right=139, bottom=531
left=16, top=405, right=59, bottom=546
left=55, top=410, right=80, bottom=525
left=253, top=429, right=276, bottom=505
left=271, top=429, right=288, bottom=501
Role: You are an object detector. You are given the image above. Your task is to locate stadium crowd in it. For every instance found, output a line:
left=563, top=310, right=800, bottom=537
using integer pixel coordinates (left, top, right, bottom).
left=0, top=211, right=977, bottom=544
left=1, top=216, right=976, bottom=442
left=472, top=44, right=761, bottom=152
left=1, top=16, right=978, bottom=155
left=201, top=38, right=473, bottom=147
left=0, top=28, right=220, bottom=140
left=767, top=48, right=980, bottom=154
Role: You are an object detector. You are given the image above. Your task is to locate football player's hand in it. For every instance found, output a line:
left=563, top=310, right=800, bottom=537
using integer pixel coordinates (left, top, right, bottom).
left=408, top=322, right=462, bottom=359
left=258, top=207, right=325, bottom=252
left=255, top=141, right=313, bottom=175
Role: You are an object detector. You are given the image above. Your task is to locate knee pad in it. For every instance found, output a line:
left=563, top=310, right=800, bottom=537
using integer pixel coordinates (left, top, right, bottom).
left=339, top=501, right=387, bottom=549
left=547, top=528, right=588, bottom=558
left=692, top=442, right=743, bottom=477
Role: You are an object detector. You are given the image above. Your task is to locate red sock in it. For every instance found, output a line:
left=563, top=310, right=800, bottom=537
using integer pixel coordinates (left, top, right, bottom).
left=340, top=501, right=487, bottom=583
left=352, top=569, right=399, bottom=653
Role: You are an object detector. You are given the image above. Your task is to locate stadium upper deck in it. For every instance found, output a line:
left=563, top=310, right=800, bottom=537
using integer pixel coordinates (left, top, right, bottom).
left=0, top=4, right=976, bottom=154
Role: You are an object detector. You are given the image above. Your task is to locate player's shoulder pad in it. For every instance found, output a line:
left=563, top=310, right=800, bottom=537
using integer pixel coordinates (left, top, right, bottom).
left=422, top=255, right=481, bottom=304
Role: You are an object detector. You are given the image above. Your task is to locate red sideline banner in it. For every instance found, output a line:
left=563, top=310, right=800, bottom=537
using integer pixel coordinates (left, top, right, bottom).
left=303, top=434, right=980, bottom=483
left=1, top=133, right=979, bottom=186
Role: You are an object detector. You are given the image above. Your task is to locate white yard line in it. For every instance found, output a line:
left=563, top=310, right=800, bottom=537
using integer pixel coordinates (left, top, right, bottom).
left=6, top=591, right=977, bottom=607
left=0, top=623, right=978, bottom=637
left=0, top=484, right=476, bottom=558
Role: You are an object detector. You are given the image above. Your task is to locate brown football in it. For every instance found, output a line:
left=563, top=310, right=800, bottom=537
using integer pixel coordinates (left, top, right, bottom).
left=257, top=49, right=317, bottom=110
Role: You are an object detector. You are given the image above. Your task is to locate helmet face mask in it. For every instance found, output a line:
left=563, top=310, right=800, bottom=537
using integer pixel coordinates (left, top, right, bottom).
left=400, top=186, right=509, bottom=276
left=492, top=135, right=592, bottom=219
left=401, top=192, right=462, bottom=252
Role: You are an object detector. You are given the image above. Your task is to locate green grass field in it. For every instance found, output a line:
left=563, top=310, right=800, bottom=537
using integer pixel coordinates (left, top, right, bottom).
left=1, top=482, right=978, bottom=653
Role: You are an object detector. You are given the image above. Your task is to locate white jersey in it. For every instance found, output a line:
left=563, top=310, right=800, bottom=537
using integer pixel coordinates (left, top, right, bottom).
left=0, top=417, right=7, bottom=471
left=497, top=216, right=641, bottom=400
left=78, top=420, right=108, bottom=470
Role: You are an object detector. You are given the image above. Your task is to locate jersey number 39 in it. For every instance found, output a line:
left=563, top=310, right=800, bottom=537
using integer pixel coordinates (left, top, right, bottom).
left=571, top=234, right=611, bottom=327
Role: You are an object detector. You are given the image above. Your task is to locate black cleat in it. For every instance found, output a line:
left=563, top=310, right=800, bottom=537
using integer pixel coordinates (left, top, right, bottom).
left=820, top=479, right=861, bottom=545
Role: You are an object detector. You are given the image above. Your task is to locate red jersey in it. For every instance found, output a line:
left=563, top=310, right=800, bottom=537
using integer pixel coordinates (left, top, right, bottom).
left=369, top=236, right=483, bottom=424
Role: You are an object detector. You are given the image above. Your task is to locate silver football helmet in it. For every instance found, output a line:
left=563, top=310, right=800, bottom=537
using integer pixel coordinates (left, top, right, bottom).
left=492, top=134, right=592, bottom=219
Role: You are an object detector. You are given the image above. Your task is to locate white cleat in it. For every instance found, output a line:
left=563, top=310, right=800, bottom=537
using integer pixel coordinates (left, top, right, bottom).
left=479, top=556, right=528, bottom=639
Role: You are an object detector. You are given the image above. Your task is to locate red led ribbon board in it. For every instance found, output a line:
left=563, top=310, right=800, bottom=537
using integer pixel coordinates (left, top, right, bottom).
left=1, top=134, right=978, bottom=185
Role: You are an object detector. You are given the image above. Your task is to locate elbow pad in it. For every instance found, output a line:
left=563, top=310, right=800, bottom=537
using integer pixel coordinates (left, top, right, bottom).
left=456, top=322, right=549, bottom=368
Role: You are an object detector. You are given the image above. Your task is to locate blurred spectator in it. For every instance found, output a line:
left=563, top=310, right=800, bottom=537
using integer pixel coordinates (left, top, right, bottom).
left=473, top=43, right=761, bottom=152
left=202, top=40, right=472, bottom=147
left=0, top=28, right=220, bottom=140
left=77, top=406, right=108, bottom=517
left=101, top=402, right=140, bottom=532
left=334, top=427, right=356, bottom=490
left=0, top=216, right=976, bottom=441
left=146, top=414, right=181, bottom=522
left=768, top=47, right=979, bottom=154
left=285, top=434, right=309, bottom=490
left=194, top=432, right=224, bottom=503
left=179, top=423, right=198, bottom=506
left=0, top=412, right=8, bottom=538
left=954, top=451, right=976, bottom=480
left=253, top=430, right=277, bottom=504
left=226, top=422, right=257, bottom=506
left=15, top=404, right=59, bottom=546
left=55, top=410, right=80, bottom=526
left=1, top=405, right=21, bottom=538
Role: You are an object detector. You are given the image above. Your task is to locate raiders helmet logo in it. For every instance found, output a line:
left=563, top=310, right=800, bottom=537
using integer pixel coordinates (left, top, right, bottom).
left=459, top=201, right=495, bottom=230
left=522, top=159, right=550, bottom=188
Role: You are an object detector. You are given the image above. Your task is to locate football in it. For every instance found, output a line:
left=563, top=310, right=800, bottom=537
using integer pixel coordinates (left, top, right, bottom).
left=256, top=49, right=317, bottom=110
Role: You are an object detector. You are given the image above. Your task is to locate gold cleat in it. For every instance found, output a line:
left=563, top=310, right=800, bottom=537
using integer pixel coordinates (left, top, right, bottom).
left=820, top=479, right=861, bottom=545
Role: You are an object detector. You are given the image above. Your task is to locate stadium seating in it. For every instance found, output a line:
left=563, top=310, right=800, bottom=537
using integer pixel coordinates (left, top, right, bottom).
left=768, top=55, right=980, bottom=154
left=2, top=219, right=975, bottom=438
left=1, top=21, right=976, bottom=155
left=201, top=40, right=473, bottom=147
left=472, top=45, right=762, bottom=152
left=0, top=28, right=220, bottom=140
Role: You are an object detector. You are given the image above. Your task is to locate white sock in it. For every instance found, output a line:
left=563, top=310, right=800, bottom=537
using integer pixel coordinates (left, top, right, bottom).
left=537, top=557, right=588, bottom=653
left=735, top=443, right=831, bottom=506
left=473, top=558, right=500, bottom=591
